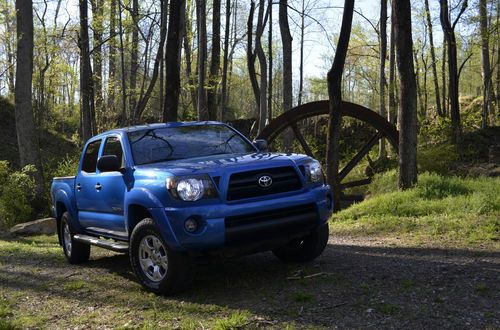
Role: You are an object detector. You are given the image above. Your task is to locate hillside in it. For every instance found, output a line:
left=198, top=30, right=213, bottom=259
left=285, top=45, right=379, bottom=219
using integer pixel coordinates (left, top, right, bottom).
left=0, top=97, right=79, bottom=169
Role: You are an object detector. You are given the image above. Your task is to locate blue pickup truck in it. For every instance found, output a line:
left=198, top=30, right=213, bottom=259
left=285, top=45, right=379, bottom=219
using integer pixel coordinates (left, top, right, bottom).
left=51, top=122, right=333, bottom=294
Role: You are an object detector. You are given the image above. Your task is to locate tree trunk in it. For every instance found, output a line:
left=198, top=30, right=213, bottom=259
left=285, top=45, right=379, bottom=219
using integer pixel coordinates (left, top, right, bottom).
left=414, top=48, right=425, bottom=117
left=108, top=0, right=117, bottom=116
left=14, top=0, right=44, bottom=201
left=424, top=0, right=443, bottom=117
left=421, top=51, right=429, bottom=116
left=255, top=0, right=268, bottom=134
left=91, top=0, right=103, bottom=130
left=378, top=0, right=387, bottom=159
left=163, top=0, right=184, bottom=122
left=4, top=0, right=15, bottom=95
left=298, top=0, right=305, bottom=106
left=136, top=0, right=168, bottom=120
left=268, top=0, right=273, bottom=123
left=118, top=0, right=128, bottom=124
left=129, top=0, right=139, bottom=122
left=388, top=0, right=396, bottom=125
left=394, top=0, right=417, bottom=189
left=220, top=0, right=231, bottom=121
left=326, top=0, right=354, bottom=212
left=183, top=0, right=197, bottom=112
left=247, top=1, right=260, bottom=122
left=442, top=34, right=447, bottom=115
left=497, top=0, right=500, bottom=118
left=479, top=0, right=492, bottom=128
left=196, top=0, right=209, bottom=120
left=207, top=0, right=221, bottom=120
left=279, top=0, right=293, bottom=149
left=79, top=0, right=95, bottom=141
left=440, top=0, right=467, bottom=143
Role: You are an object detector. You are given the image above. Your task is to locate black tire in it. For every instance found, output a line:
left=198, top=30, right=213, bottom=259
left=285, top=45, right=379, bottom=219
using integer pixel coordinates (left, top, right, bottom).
left=61, top=212, right=91, bottom=264
left=129, top=218, right=193, bottom=295
left=272, top=223, right=329, bottom=262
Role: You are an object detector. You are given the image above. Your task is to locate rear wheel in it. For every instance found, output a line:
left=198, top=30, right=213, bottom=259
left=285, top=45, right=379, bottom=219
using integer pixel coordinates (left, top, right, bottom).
left=61, top=212, right=90, bottom=264
left=272, top=223, right=329, bottom=262
left=129, top=218, right=193, bottom=295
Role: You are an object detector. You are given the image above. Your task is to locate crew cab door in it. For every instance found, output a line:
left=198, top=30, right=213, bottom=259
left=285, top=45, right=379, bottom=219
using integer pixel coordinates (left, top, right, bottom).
left=92, top=135, right=128, bottom=232
left=75, top=139, right=103, bottom=228
left=76, top=136, right=128, bottom=234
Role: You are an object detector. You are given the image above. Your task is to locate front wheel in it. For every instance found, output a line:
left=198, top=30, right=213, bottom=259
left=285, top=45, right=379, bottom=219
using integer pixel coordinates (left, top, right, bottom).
left=272, top=223, right=329, bottom=262
left=60, top=212, right=90, bottom=264
left=129, top=218, right=193, bottom=295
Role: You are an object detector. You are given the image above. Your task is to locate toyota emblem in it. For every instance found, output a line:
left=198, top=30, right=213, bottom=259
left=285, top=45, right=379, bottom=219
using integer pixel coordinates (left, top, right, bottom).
left=258, top=175, right=273, bottom=188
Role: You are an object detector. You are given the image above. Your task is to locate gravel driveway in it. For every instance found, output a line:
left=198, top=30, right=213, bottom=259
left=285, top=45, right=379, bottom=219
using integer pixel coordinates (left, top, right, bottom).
left=0, top=234, right=498, bottom=328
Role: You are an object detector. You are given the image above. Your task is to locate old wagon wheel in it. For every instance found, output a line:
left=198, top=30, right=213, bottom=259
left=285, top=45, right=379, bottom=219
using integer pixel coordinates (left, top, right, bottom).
left=256, top=100, right=399, bottom=206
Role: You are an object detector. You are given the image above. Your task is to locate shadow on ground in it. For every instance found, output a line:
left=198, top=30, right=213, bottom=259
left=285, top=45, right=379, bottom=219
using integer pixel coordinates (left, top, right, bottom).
left=0, top=236, right=498, bottom=328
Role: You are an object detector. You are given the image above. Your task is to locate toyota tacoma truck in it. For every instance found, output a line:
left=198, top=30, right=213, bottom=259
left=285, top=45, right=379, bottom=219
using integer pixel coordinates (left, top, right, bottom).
left=51, top=122, right=333, bottom=294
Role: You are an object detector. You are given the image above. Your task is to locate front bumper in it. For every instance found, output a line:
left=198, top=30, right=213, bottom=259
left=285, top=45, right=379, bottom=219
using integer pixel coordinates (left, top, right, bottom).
left=148, top=185, right=333, bottom=252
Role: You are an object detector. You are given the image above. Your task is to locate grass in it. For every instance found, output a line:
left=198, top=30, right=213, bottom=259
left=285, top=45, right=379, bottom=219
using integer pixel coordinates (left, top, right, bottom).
left=0, top=235, right=314, bottom=329
left=214, top=311, right=251, bottom=330
left=331, top=171, right=500, bottom=247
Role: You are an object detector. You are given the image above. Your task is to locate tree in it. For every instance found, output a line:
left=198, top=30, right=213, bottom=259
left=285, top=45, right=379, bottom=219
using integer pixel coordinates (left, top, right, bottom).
left=183, top=0, right=197, bottom=112
left=394, top=0, right=417, bottom=189
left=14, top=0, right=44, bottom=201
left=108, top=0, right=118, bottom=115
left=268, top=0, right=273, bottom=121
left=326, top=0, right=355, bottom=212
left=135, top=0, right=168, bottom=120
left=207, top=0, right=221, bottom=120
left=439, top=0, right=468, bottom=143
left=255, top=0, right=268, bottom=134
left=479, top=0, right=493, bottom=128
left=196, top=0, right=209, bottom=120
left=90, top=0, right=103, bottom=127
left=2, top=0, right=15, bottom=94
left=279, top=0, right=293, bottom=149
left=220, top=0, right=231, bottom=120
left=388, top=0, right=396, bottom=124
left=247, top=1, right=259, bottom=120
left=163, top=0, right=185, bottom=122
left=378, top=0, right=387, bottom=159
left=79, top=0, right=96, bottom=140
left=424, top=0, right=443, bottom=117
left=129, top=0, right=139, bottom=120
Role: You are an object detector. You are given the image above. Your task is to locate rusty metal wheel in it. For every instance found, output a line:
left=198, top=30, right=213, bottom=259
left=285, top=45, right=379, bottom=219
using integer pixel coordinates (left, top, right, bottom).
left=256, top=100, right=399, bottom=205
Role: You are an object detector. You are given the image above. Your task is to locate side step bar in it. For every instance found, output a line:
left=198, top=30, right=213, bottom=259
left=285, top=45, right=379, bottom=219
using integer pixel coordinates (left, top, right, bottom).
left=73, top=234, right=129, bottom=253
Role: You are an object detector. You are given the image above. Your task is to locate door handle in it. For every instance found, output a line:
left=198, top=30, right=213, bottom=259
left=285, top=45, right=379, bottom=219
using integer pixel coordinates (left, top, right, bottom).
left=76, top=183, right=82, bottom=191
left=95, top=183, right=102, bottom=191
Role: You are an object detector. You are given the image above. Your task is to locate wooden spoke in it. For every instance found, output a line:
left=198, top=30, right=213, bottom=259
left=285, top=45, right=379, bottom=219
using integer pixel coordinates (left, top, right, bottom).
left=291, top=123, right=314, bottom=157
left=338, top=132, right=382, bottom=181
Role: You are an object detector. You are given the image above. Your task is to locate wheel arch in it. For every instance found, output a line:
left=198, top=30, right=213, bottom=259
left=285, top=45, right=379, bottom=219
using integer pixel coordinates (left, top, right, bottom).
left=127, top=204, right=153, bottom=235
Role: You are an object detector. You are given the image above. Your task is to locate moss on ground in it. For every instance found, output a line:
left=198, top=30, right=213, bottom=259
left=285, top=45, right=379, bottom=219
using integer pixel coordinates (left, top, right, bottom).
left=331, top=171, right=500, bottom=246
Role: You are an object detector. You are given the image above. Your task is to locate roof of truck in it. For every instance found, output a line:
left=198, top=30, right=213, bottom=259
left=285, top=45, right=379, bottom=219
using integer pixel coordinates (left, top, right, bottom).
left=92, top=121, right=224, bottom=139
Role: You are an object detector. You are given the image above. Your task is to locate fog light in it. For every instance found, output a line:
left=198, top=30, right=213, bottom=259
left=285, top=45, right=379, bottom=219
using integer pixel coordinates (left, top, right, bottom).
left=184, top=218, right=198, bottom=233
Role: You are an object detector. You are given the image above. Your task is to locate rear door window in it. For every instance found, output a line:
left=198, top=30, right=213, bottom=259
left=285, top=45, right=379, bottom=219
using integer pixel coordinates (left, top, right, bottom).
left=81, top=140, right=102, bottom=173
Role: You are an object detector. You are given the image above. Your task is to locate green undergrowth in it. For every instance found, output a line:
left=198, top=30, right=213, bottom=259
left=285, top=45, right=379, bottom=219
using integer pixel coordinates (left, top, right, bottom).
left=330, top=171, right=500, bottom=246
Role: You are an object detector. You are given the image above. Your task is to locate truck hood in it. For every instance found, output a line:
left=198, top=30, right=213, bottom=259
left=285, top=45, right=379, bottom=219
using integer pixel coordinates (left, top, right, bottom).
left=133, top=152, right=311, bottom=177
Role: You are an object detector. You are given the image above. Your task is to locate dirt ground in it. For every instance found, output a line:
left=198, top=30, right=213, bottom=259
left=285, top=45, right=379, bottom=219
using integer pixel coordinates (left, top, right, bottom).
left=0, top=234, right=498, bottom=329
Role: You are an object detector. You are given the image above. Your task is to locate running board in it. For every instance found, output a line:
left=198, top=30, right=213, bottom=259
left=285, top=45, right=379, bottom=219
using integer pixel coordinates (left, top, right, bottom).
left=73, top=234, right=129, bottom=253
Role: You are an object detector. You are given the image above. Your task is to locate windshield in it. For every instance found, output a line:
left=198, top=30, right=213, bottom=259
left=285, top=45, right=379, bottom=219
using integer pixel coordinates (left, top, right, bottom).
left=128, top=124, right=256, bottom=165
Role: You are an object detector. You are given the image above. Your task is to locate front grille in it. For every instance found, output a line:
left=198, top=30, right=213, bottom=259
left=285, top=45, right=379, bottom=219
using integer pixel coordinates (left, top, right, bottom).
left=226, top=166, right=302, bottom=201
left=225, top=203, right=318, bottom=245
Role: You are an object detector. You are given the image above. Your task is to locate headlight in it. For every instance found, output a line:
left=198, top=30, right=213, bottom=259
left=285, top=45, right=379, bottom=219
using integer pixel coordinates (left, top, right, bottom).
left=304, top=160, right=324, bottom=184
left=166, top=175, right=217, bottom=201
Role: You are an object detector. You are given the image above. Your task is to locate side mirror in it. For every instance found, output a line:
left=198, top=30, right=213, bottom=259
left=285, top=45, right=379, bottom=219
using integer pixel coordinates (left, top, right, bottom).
left=97, top=155, right=121, bottom=173
left=253, top=139, right=268, bottom=152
